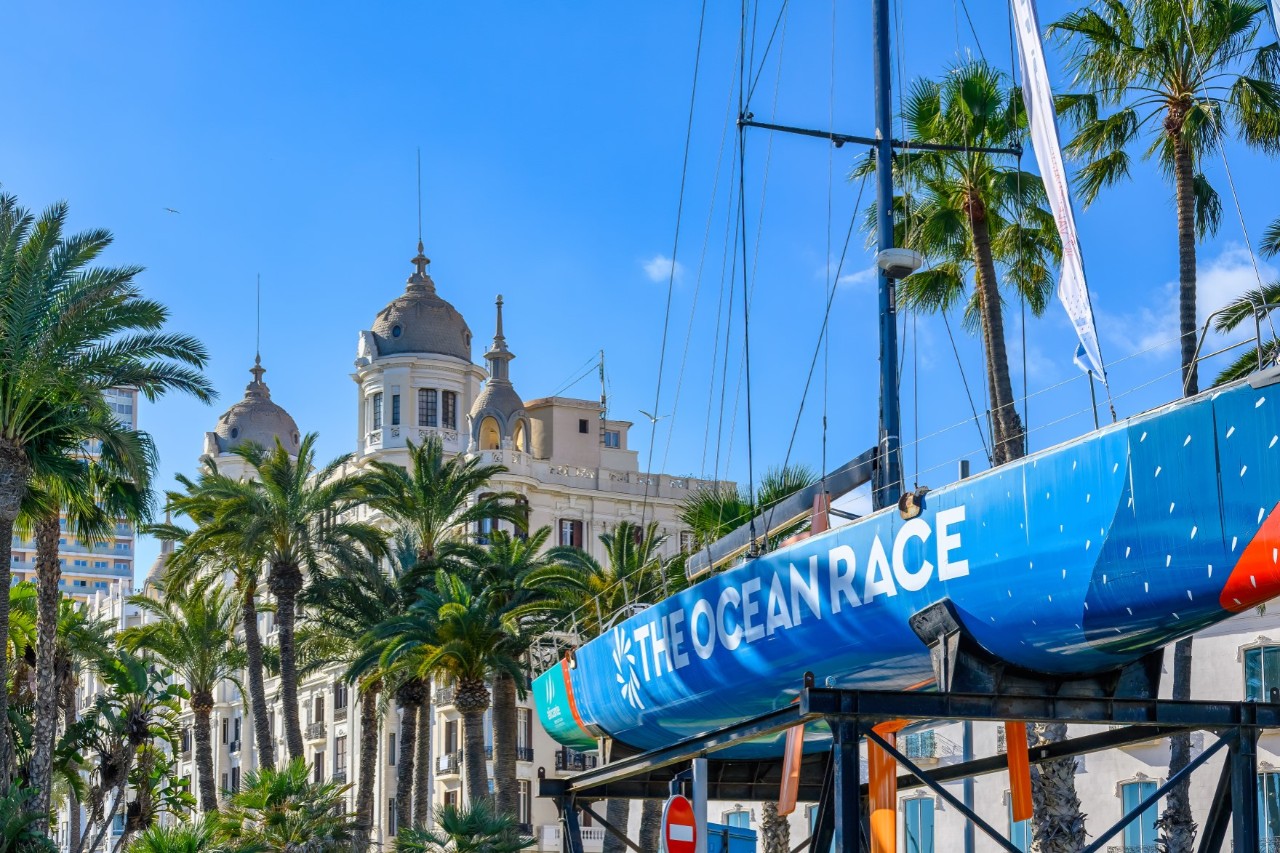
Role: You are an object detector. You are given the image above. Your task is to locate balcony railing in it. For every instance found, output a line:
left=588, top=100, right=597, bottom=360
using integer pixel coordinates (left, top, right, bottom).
left=305, top=722, right=326, bottom=741
left=437, top=751, right=463, bottom=775
left=1106, top=846, right=1159, bottom=853
left=334, top=705, right=348, bottom=722
left=228, top=740, right=240, bottom=754
left=436, top=686, right=456, bottom=706
left=518, top=746, right=535, bottom=762
left=180, top=748, right=191, bottom=761
left=555, top=750, right=599, bottom=772
left=902, top=731, right=938, bottom=761
left=332, top=770, right=347, bottom=784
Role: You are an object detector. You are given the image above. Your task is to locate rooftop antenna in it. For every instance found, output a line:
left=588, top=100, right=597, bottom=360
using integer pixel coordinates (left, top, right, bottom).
left=255, top=273, right=261, bottom=359
left=599, top=349, right=607, bottom=444
left=416, top=147, right=423, bottom=246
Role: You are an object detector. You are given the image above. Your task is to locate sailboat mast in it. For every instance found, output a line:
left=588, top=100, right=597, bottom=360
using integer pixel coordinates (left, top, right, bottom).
left=873, top=0, right=903, bottom=509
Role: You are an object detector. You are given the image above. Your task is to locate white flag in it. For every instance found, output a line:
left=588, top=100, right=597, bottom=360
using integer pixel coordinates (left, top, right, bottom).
left=1073, top=342, right=1092, bottom=376
left=1011, top=0, right=1107, bottom=384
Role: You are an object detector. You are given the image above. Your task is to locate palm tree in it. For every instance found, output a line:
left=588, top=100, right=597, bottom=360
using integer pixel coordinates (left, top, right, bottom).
left=365, top=437, right=522, bottom=822
left=50, top=600, right=114, bottom=849
left=301, top=541, right=419, bottom=850
left=859, top=60, right=1059, bottom=466
left=679, top=463, right=818, bottom=551
left=0, top=782, right=56, bottom=853
left=376, top=571, right=524, bottom=806
left=393, top=800, right=535, bottom=853
left=77, top=651, right=185, bottom=853
left=0, top=191, right=213, bottom=782
left=216, top=759, right=357, bottom=853
left=126, top=817, right=218, bottom=853
left=1053, top=0, right=1280, bottom=398
left=119, top=577, right=244, bottom=813
left=1211, top=216, right=1280, bottom=385
left=538, top=521, right=680, bottom=852
left=1053, top=7, right=1280, bottom=848
left=172, top=434, right=383, bottom=761
left=24, top=426, right=155, bottom=828
left=365, top=437, right=524, bottom=572
left=474, top=528, right=560, bottom=824
left=153, top=466, right=276, bottom=770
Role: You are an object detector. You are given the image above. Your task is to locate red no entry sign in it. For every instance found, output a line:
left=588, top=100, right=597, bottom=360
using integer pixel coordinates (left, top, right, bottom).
left=662, top=794, right=697, bottom=853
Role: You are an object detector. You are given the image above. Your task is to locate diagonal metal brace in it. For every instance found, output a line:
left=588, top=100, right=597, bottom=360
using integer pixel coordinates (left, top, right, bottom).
left=865, top=728, right=1023, bottom=853
left=1081, top=730, right=1234, bottom=853
left=578, top=801, right=643, bottom=853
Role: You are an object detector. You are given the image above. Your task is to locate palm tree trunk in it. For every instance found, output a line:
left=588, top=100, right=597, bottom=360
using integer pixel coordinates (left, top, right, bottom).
left=240, top=580, right=275, bottom=770
left=639, top=800, right=662, bottom=851
left=1158, top=638, right=1197, bottom=853
left=1027, top=722, right=1086, bottom=853
left=603, top=798, right=631, bottom=853
left=28, top=512, right=62, bottom=829
left=394, top=684, right=418, bottom=834
left=269, top=562, right=305, bottom=761
left=491, top=672, right=519, bottom=821
left=760, top=801, right=790, bottom=853
left=969, top=202, right=1025, bottom=464
left=456, top=680, right=491, bottom=806
left=354, top=684, right=379, bottom=853
left=65, top=697, right=81, bottom=851
left=0, top=440, right=33, bottom=786
left=192, top=700, right=217, bottom=813
left=1174, top=131, right=1199, bottom=397
left=413, top=680, right=432, bottom=827
left=1158, top=119, right=1200, bottom=853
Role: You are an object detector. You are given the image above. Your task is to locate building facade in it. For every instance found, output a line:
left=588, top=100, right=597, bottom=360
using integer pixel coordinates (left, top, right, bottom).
left=67, top=240, right=724, bottom=852
left=60, top=240, right=1280, bottom=852
left=10, top=386, right=139, bottom=600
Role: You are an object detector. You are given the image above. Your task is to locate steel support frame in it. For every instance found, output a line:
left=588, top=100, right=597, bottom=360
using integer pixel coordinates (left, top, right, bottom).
left=543, top=688, right=1276, bottom=853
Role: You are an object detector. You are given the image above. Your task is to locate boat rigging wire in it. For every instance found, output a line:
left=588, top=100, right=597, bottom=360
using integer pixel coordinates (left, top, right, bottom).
left=746, top=0, right=791, bottom=106
left=762, top=173, right=868, bottom=539
left=639, top=0, right=710, bottom=532
left=737, top=0, right=760, bottom=551
left=942, top=307, right=994, bottom=464
left=659, top=42, right=744, bottom=482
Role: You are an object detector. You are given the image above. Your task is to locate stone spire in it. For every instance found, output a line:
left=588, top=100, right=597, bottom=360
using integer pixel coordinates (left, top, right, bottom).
left=407, top=240, right=434, bottom=293
left=484, top=294, right=515, bottom=383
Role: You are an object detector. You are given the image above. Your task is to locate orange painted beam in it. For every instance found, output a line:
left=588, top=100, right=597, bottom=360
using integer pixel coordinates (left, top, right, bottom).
left=1006, top=721, right=1033, bottom=823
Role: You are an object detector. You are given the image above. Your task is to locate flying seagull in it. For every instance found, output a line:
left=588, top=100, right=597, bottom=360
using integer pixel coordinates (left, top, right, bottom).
left=639, top=409, right=670, bottom=424
left=163, top=207, right=181, bottom=214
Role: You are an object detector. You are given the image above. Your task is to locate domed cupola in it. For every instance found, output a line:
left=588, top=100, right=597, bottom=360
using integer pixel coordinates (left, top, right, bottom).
left=209, top=355, right=301, bottom=455
left=369, top=242, right=472, bottom=360
left=469, top=295, right=529, bottom=452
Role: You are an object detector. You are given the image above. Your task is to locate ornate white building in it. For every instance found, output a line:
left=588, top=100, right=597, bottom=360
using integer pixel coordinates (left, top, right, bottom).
left=66, top=239, right=727, bottom=852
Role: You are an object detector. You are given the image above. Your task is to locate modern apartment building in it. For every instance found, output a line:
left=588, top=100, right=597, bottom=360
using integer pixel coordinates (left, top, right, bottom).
left=10, top=386, right=138, bottom=599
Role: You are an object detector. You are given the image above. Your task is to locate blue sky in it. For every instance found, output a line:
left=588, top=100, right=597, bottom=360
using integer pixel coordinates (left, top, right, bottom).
left=4, top=2, right=1278, bottom=580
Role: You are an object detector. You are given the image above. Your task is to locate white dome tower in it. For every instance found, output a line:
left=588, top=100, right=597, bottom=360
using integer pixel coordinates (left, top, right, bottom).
left=353, top=241, right=485, bottom=462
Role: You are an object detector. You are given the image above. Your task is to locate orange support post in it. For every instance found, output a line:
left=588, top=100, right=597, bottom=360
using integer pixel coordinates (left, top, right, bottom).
left=778, top=722, right=805, bottom=816
left=869, top=721, right=908, bottom=853
left=1006, top=721, right=1033, bottom=823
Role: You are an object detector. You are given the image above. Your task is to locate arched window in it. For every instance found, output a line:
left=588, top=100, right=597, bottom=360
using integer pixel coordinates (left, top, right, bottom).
left=480, top=417, right=501, bottom=450
left=513, top=419, right=528, bottom=452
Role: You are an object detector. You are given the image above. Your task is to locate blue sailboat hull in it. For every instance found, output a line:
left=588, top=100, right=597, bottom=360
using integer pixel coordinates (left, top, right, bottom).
left=535, top=372, right=1280, bottom=756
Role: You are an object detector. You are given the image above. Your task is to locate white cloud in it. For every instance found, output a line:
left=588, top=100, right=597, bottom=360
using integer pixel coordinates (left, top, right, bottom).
left=1102, top=245, right=1276, bottom=360
left=642, top=254, right=685, bottom=284
left=837, top=266, right=877, bottom=289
